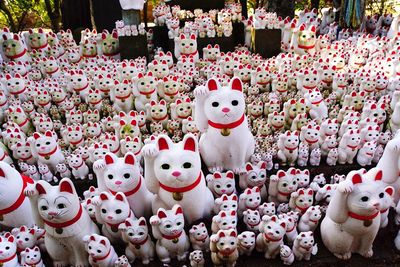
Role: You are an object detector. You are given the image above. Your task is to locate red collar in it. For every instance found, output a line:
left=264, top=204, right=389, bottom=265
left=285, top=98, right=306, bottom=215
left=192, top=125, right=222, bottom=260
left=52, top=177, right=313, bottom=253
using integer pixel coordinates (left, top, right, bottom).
left=247, top=220, right=260, bottom=227
left=19, top=154, right=33, bottom=161
left=72, top=160, right=84, bottom=169
left=311, top=99, right=323, bottom=105
left=376, top=86, right=386, bottom=91
left=322, top=80, right=332, bottom=84
left=74, top=83, right=89, bottom=92
left=165, top=91, right=178, bottom=97
left=296, top=205, right=309, bottom=213
left=159, top=173, right=202, bottom=194
left=178, top=114, right=189, bottom=119
left=208, top=114, right=245, bottom=131
left=110, top=177, right=142, bottom=197
left=43, top=203, right=83, bottom=229
left=38, top=101, right=51, bottom=107
left=219, top=249, right=236, bottom=257
left=110, top=144, right=120, bottom=154
left=347, top=144, right=358, bottom=150
left=0, top=175, right=33, bottom=215
left=83, top=54, right=97, bottom=58
left=305, top=138, right=318, bottom=144
left=281, top=251, right=293, bottom=259
left=6, top=49, right=27, bottom=60
left=53, top=95, right=66, bottom=104
left=348, top=211, right=379, bottom=221
left=115, top=93, right=132, bottom=100
left=153, top=114, right=168, bottom=121
left=89, top=99, right=102, bottom=105
left=181, top=51, right=198, bottom=56
left=0, top=101, right=7, bottom=107
left=139, top=89, right=155, bottom=96
left=130, top=235, right=149, bottom=246
left=194, top=235, right=208, bottom=242
left=300, top=245, right=312, bottom=251
left=285, top=146, right=298, bottom=151
left=46, top=68, right=59, bottom=75
left=272, top=123, right=284, bottom=129
left=32, top=42, right=48, bottom=50
left=303, top=85, right=317, bottom=90
left=162, top=231, right=182, bottom=240
left=103, top=51, right=120, bottom=57
left=278, top=191, right=291, bottom=197
left=365, top=152, right=374, bottom=157
left=286, top=224, right=296, bottom=232
left=92, top=249, right=111, bottom=263
left=309, top=218, right=319, bottom=224
left=98, top=87, right=110, bottom=93
left=18, top=118, right=29, bottom=128
left=257, top=81, right=271, bottom=85
left=0, top=253, right=17, bottom=264
left=0, top=153, right=6, bottom=161
left=380, top=208, right=389, bottom=213
left=38, top=146, right=58, bottom=158
left=276, top=88, right=287, bottom=93
left=298, top=43, right=315, bottom=50
left=9, top=87, right=26, bottom=95
left=263, top=234, right=282, bottom=242
left=337, top=84, right=347, bottom=88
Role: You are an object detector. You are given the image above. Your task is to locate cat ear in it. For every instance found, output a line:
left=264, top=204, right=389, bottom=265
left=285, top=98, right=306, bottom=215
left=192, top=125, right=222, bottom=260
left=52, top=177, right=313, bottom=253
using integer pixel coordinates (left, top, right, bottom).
left=207, top=78, right=218, bottom=91
left=280, top=221, right=286, bottom=228
left=219, top=231, right=226, bottom=238
left=124, top=153, right=135, bottom=165
left=157, top=209, right=167, bottom=219
left=351, top=173, right=362, bottom=184
left=100, top=239, right=106, bottom=246
left=226, top=171, right=234, bottom=179
left=231, top=77, right=243, bottom=92
left=59, top=179, right=75, bottom=194
left=138, top=217, right=147, bottom=226
left=100, top=192, right=109, bottom=201
left=245, top=163, right=253, bottom=171
left=36, top=182, right=47, bottom=195
left=157, top=135, right=170, bottom=151
left=374, top=170, right=383, bottom=181
left=229, top=230, right=237, bottom=237
left=0, top=167, right=5, bottom=178
left=104, top=153, right=115, bottom=165
left=174, top=205, right=183, bottom=215
left=115, top=192, right=125, bottom=202
left=385, top=186, right=394, bottom=197
left=183, top=134, right=197, bottom=152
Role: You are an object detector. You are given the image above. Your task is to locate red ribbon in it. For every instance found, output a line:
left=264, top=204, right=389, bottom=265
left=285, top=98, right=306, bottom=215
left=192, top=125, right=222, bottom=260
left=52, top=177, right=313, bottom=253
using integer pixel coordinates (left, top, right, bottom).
left=161, top=231, right=182, bottom=240
left=159, top=173, right=202, bottom=194
left=38, top=146, right=58, bottom=158
left=110, top=177, right=142, bottom=197
left=74, top=83, right=89, bottom=92
left=208, top=114, right=245, bottom=131
left=263, top=234, right=282, bottom=242
left=6, top=49, right=27, bottom=60
left=0, top=253, right=17, bottom=264
left=43, top=205, right=83, bottom=228
left=92, top=249, right=111, bottom=263
left=348, top=211, right=379, bottom=221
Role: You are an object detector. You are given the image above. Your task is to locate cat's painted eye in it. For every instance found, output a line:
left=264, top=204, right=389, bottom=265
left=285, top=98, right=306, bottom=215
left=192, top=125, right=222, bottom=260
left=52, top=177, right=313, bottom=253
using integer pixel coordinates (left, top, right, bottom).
left=177, top=222, right=182, bottom=226
left=115, top=209, right=122, bottom=214
left=40, top=205, right=48, bottom=211
left=212, top=102, right=219, bottom=107
left=57, top=203, right=66, bottom=209
left=107, top=174, right=114, bottom=180
left=379, top=193, right=384, bottom=198
left=101, top=208, right=107, bottom=213
left=231, top=100, right=239, bottom=106
left=88, top=246, right=92, bottom=250
left=5, top=246, right=10, bottom=250
left=123, top=173, right=130, bottom=179
left=165, top=224, right=171, bottom=228
left=183, top=162, right=192, bottom=169
left=161, top=164, right=170, bottom=170
left=361, top=196, right=369, bottom=202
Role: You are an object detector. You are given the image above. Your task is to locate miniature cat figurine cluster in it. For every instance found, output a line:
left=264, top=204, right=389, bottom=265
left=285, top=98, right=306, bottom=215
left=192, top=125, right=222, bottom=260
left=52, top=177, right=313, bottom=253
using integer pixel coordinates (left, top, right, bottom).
left=1, top=6, right=400, bottom=267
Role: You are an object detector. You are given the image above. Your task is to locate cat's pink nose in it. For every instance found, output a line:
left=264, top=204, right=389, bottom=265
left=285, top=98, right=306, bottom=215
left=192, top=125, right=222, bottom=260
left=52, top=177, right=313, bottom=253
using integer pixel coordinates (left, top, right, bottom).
left=172, top=171, right=181, bottom=177
left=115, top=181, right=122, bottom=185
left=222, top=107, right=230, bottom=113
left=108, top=216, right=113, bottom=220
left=48, top=211, right=57, bottom=216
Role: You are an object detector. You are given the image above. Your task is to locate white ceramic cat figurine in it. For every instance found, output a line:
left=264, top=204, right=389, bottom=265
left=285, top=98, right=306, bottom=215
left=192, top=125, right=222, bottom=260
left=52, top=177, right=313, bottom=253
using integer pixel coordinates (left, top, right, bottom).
left=243, top=209, right=261, bottom=231
left=214, top=194, right=238, bottom=214
left=210, top=229, right=239, bottom=267
left=149, top=205, right=190, bottom=263
left=239, top=162, right=267, bottom=200
left=280, top=244, right=294, bottom=265
left=237, top=231, right=256, bottom=256
left=142, top=134, right=214, bottom=224
left=24, top=178, right=99, bottom=266
left=189, top=222, right=210, bottom=252
left=119, top=217, right=155, bottom=265
left=293, top=231, right=318, bottom=261
left=256, top=215, right=286, bottom=259
left=92, top=191, right=135, bottom=244
left=20, top=246, right=44, bottom=267
left=0, top=162, right=35, bottom=228
left=11, top=225, right=45, bottom=252
left=94, top=152, right=153, bottom=218
left=0, top=234, right=18, bottom=267
left=321, top=170, right=393, bottom=259
left=211, top=210, right=237, bottom=233
left=189, top=250, right=205, bottom=267
left=289, top=188, right=314, bottom=214
left=194, top=77, right=255, bottom=174
left=268, top=169, right=298, bottom=204
left=119, top=0, right=144, bottom=10
left=82, top=234, right=118, bottom=267
left=239, top=187, right=262, bottom=217
left=206, top=171, right=236, bottom=197
left=298, top=205, right=322, bottom=232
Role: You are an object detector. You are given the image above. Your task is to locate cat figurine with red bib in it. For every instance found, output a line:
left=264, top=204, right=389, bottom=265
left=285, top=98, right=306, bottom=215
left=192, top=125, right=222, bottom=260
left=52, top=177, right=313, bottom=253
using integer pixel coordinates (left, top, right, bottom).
left=194, top=77, right=255, bottom=174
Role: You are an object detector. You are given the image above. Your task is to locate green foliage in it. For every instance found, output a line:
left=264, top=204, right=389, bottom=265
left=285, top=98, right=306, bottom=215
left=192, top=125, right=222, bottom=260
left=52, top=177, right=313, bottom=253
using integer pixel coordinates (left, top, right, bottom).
left=0, top=0, right=52, bottom=31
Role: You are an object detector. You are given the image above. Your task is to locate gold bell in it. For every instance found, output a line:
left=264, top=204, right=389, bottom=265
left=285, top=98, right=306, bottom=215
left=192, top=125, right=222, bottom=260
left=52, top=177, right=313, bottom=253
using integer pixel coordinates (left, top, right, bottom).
left=172, top=238, right=179, bottom=244
left=364, top=220, right=372, bottom=227
left=0, top=214, right=3, bottom=221
left=146, top=95, right=150, bottom=99
left=45, top=156, right=50, bottom=160
left=172, top=192, right=183, bottom=201
left=221, top=128, right=231, bottom=136
left=121, top=99, right=125, bottom=103
left=55, top=228, right=63, bottom=234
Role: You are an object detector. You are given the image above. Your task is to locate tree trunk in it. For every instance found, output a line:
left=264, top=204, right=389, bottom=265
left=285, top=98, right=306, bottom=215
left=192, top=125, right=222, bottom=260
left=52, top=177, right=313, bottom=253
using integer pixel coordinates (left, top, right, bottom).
left=311, top=0, right=320, bottom=10
left=266, top=0, right=294, bottom=18
left=44, top=0, right=62, bottom=32
left=0, top=0, right=17, bottom=32
left=88, top=0, right=97, bottom=30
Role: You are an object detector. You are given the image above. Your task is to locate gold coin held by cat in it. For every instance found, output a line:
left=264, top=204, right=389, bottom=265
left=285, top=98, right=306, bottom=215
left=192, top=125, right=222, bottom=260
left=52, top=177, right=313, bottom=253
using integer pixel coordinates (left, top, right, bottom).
left=173, top=192, right=183, bottom=201
left=55, top=228, right=63, bottom=234
left=221, top=128, right=230, bottom=136
left=364, top=219, right=372, bottom=227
